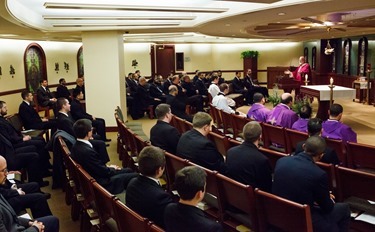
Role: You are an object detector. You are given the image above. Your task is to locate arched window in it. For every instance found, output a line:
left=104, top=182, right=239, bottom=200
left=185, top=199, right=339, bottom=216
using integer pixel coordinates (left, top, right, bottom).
left=304, top=47, right=308, bottom=63
left=24, top=43, right=47, bottom=92
left=77, top=46, right=84, bottom=78
left=343, top=39, right=352, bottom=75
left=358, top=37, right=368, bottom=76
left=312, top=47, right=316, bottom=71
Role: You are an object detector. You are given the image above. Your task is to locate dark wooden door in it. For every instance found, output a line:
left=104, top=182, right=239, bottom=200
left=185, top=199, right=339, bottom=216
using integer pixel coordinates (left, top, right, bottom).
left=151, top=45, right=175, bottom=79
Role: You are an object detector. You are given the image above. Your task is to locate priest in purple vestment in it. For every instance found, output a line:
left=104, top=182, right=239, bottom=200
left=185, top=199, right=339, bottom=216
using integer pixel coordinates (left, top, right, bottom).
left=292, top=104, right=312, bottom=132
left=266, top=93, right=298, bottom=128
left=322, top=103, right=357, bottom=143
left=247, top=93, right=270, bottom=122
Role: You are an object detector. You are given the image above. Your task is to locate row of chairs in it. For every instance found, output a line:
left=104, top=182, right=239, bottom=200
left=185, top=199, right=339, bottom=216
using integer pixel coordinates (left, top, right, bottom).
left=164, top=151, right=314, bottom=232
left=209, top=104, right=375, bottom=172
left=57, top=136, right=164, bottom=232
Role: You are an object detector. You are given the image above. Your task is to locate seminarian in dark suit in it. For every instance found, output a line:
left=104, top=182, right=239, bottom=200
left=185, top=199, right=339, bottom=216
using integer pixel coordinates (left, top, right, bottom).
left=273, top=136, right=350, bottom=232
left=0, top=156, right=59, bottom=232
left=232, top=71, right=251, bottom=104
left=126, top=146, right=174, bottom=228
left=294, top=118, right=340, bottom=165
left=0, top=101, right=52, bottom=175
left=0, top=158, right=52, bottom=218
left=18, top=90, right=56, bottom=130
left=71, top=119, right=137, bottom=194
left=166, top=85, right=193, bottom=122
left=226, top=121, right=272, bottom=192
left=149, top=75, right=166, bottom=102
left=70, top=89, right=110, bottom=142
left=36, top=79, right=57, bottom=107
left=150, top=104, right=180, bottom=154
left=56, top=78, right=71, bottom=100
left=176, top=112, right=226, bottom=173
left=164, top=166, right=223, bottom=232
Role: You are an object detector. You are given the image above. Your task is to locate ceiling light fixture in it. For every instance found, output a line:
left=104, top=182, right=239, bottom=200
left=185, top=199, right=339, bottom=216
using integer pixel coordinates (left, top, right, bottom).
left=278, top=12, right=286, bottom=16
left=44, top=3, right=228, bottom=13
left=43, top=16, right=196, bottom=20
left=52, top=23, right=180, bottom=27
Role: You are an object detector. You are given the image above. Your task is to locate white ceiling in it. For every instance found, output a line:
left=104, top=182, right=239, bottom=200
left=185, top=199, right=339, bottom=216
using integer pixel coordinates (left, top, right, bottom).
left=0, top=0, right=374, bottom=43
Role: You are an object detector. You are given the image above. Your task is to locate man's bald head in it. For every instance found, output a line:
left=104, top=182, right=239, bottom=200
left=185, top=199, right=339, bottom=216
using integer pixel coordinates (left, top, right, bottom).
left=0, top=156, right=6, bottom=166
left=281, top=93, right=293, bottom=105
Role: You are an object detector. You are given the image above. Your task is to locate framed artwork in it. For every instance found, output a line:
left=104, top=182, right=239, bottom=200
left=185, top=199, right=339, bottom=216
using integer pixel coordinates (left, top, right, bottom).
left=312, top=46, right=316, bottom=70
left=176, top=52, right=184, bottom=71
left=23, top=43, right=47, bottom=92
left=77, top=46, right=84, bottom=78
left=358, top=37, right=368, bottom=76
left=343, top=39, right=352, bottom=75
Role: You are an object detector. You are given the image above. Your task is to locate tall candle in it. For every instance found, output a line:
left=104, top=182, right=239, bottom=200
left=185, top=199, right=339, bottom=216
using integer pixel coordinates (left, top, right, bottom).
left=330, top=77, right=334, bottom=85
left=305, top=74, right=308, bottom=82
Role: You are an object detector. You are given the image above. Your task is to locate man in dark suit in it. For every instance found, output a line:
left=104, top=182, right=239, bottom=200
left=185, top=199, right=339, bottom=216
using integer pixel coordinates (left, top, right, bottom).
left=70, top=89, right=110, bottom=142
left=55, top=97, right=110, bottom=162
left=244, top=69, right=269, bottom=100
left=176, top=112, right=226, bottom=173
left=71, top=119, right=137, bottom=194
left=166, top=85, right=193, bottom=122
left=226, top=121, right=272, bottom=192
left=133, top=77, right=161, bottom=119
left=0, top=133, right=46, bottom=186
left=126, top=146, right=174, bottom=228
left=0, top=156, right=52, bottom=218
left=294, top=118, right=340, bottom=165
left=149, top=75, right=166, bottom=102
left=18, top=90, right=56, bottom=130
left=273, top=136, right=350, bottom=232
left=56, top=78, right=71, bottom=100
left=232, top=71, right=252, bottom=104
left=0, top=101, right=52, bottom=177
left=195, top=72, right=208, bottom=96
left=150, top=104, right=180, bottom=154
left=164, top=166, right=223, bottom=232
left=0, top=156, right=59, bottom=232
left=36, top=79, right=57, bottom=107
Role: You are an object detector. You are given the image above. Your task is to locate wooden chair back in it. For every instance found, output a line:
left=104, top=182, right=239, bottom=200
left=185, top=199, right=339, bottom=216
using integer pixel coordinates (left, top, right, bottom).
left=169, top=115, right=179, bottom=131
left=284, top=128, right=309, bottom=154
left=231, top=114, right=251, bottom=140
left=261, top=123, right=288, bottom=154
left=325, top=138, right=347, bottom=167
left=255, top=189, right=313, bottom=232
left=316, top=162, right=336, bottom=193
left=259, top=147, right=288, bottom=172
left=76, top=166, right=95, bottom=209
left=219, top=110, right=235, bottom=136
left=164, top=152, right=190, bottom=191
left=149, top=223, right=165, bottom=232
left=209, top=104, right=223, bottom=130
left=216, top=173, right=258, bottom=231
left=187, top=161, right=222, bottom=219
left=91, top=181, right=117, bottom=231
left=346, top=141, right=375, bottom=172
left=228, top=138, right=242, bottom=149
left=207, top=132, right=230, bottom=157
left=32, top=93, right=50, bottom=118
left=112, top=199, right=149, bottom=232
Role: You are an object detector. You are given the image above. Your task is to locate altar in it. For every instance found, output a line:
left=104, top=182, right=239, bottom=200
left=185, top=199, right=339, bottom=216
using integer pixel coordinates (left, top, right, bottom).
left=300, top=85, right=355, bottom=120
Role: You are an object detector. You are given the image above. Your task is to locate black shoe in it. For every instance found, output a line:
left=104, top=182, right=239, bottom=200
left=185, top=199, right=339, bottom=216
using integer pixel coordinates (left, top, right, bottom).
left=104, top=139, right=112, bottom=142
left=42, top=192, right=51, bottom=199
left=39, top=180, right=49, bottom=187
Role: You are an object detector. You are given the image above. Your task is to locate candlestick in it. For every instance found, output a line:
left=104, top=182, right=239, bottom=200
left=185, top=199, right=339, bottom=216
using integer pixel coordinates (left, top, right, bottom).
left=305, top=74, right=308, bottom=82
left=330, top=77, right=334, bottom=85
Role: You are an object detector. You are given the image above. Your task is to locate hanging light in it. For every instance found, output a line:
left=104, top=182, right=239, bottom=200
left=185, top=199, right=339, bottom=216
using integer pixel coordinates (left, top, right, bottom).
left=324, top=27, right=334, bottom=55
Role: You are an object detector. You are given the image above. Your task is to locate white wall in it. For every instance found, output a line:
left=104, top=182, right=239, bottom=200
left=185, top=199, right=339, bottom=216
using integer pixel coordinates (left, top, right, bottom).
left=1, top=38, right=303, bottom=121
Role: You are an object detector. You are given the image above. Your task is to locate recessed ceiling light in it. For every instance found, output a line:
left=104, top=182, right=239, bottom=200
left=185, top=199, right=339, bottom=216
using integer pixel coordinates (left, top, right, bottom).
left=225, top=24, right=231, bottom=26
left=278, top=12, right=286, bottom=16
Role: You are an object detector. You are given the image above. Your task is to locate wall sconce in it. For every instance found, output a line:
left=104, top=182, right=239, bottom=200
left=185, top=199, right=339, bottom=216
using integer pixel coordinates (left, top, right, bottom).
left=55, top=62, right=59, bottom=73
left=64, top=62, right=69, bottom=72
left=9, top=65, right=15, bottom=78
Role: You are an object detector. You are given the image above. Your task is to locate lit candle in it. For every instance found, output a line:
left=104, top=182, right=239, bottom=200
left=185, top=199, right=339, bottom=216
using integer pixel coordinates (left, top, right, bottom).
left=305, top=74, right=308, bottom=82
left=330, top=77, right=334, bottom=85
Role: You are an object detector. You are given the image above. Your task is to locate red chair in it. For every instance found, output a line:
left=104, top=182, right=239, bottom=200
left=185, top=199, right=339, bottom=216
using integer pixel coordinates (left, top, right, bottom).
left=216, top=173, right=258, bottom=231
left=325, top=138, right=347, bottom=167
left=255, top=189, right=313, bottom=232
left=231, top=113, right=252, bottom=140
left=112, top=199, right=149, bottom=232
left=208, top=131, right=230, bottom=157
left=346, top=141, right=375, bottom=172
left=284, top=128, right=309, bottom=154
left=259, top=147, right=288, bottom=172
left=33, top=93, right=51, bottom=118
left=261, top=123, right=289, bottom=154
left=219, top=110, right=235, bottom=137
left=164, top=152, right=190, bottom=191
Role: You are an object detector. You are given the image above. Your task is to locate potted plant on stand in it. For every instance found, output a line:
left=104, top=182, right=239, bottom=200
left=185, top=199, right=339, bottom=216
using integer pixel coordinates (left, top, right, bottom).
left=241, top=50, right=259, bottom=79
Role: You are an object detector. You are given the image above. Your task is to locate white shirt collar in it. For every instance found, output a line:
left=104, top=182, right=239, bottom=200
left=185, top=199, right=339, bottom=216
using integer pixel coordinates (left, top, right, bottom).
left=141, top=174, right=160, bottom=185
left=77, top=139, right=93, bottom=148
left=59, top=111, right=69, bottom=117
left=23, top=100, right=30, bottom=106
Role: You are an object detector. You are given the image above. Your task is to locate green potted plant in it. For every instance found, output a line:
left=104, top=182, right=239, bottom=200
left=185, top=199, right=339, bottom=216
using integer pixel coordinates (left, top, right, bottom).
left=292, top=96, right=311, bottom=114
left=268, top=90, right=281, bottom=107
left=241, top=50, right=259, bottom=59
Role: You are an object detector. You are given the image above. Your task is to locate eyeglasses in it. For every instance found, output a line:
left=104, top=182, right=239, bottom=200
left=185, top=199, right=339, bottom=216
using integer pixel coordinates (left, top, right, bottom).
left=0, top=168, right=8, bottom=173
